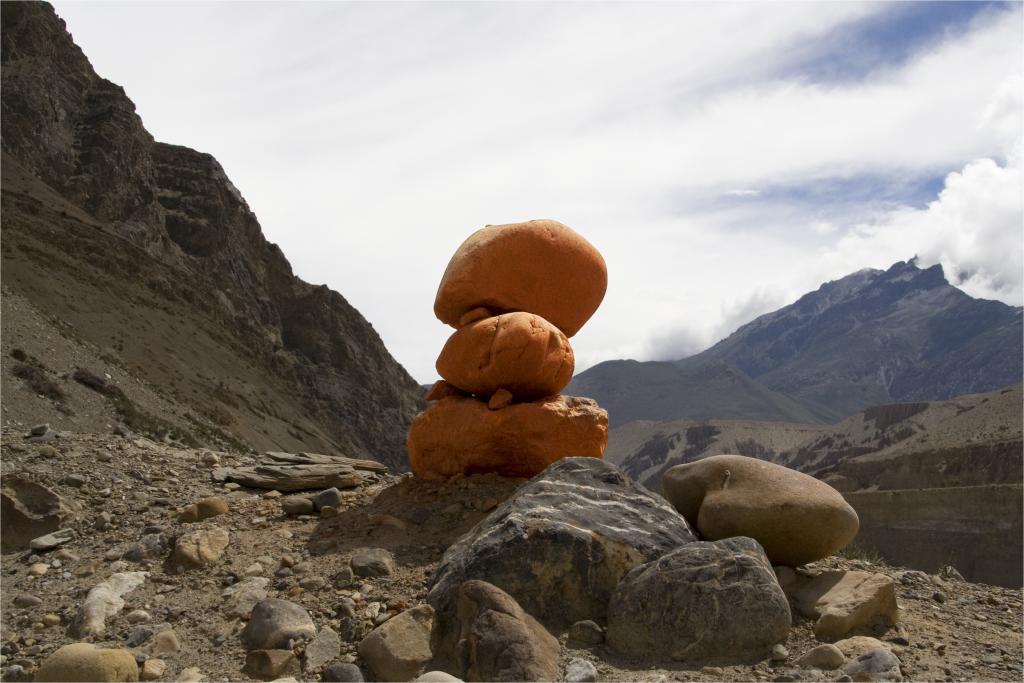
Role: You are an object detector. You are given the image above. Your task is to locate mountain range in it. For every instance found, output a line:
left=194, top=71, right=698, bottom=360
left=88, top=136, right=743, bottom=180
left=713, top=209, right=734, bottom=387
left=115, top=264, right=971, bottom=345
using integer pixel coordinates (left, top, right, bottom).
left=569, top=259, right=1023, bottom=427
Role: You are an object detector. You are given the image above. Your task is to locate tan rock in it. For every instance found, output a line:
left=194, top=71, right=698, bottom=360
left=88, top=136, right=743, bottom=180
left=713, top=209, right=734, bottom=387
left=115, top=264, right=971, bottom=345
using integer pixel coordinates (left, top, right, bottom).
left=796, top=643, right=846, bottom=670
left=178, top=496, right=229, bottom=523
left=173, top=527, right=229, bottom=568
left=436, top=312, right=574, bottom=400
left=243, top=650, right=299, bottom=681
left=833, top=636, right=891, bottom=659
left=662, top=454, right=859, bottom=566
left=790, top=570, right=899, bottom=640
left=140, top=659, right=166, bottom=681
left=434, top=219, right=607, bottom=337
left=358, top=604, right=435, bottom=682
left=176, top=667, right=204, bottom=682
left=35, top=643, right=139, bottom=682
left=407, top=395, right=607, bottom=480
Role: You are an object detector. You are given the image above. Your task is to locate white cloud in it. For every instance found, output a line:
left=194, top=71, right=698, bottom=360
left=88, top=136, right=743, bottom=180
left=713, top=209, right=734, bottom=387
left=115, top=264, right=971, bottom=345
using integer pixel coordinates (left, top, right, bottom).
left=50, top=2, right=1023, bottom=381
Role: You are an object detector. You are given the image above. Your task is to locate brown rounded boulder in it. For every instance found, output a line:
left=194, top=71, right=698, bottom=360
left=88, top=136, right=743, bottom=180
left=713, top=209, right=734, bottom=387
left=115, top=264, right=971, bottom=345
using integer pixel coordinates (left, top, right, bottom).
left=662, top=454, right=859, bottom=566
left=434, top=219, right=607, bottom=337
left=407, top=395, right=607, bottom=480
left=436, top=312, right=574, bottom=400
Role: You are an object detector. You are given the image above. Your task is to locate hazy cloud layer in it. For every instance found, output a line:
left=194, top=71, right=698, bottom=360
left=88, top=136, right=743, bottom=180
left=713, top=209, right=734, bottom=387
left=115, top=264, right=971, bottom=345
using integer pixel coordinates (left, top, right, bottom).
left=53, top=2, right=1023, bottom=381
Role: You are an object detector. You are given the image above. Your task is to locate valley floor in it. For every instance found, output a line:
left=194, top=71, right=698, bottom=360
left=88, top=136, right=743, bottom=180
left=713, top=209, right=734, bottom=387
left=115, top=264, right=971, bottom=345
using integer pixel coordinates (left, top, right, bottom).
left=1, top=430, right=1021, bottom=682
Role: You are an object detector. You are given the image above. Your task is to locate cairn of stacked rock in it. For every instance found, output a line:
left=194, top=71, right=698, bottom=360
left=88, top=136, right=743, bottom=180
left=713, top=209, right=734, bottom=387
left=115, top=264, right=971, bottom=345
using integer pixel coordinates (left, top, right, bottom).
left=408, top=219, right=609, bottom=479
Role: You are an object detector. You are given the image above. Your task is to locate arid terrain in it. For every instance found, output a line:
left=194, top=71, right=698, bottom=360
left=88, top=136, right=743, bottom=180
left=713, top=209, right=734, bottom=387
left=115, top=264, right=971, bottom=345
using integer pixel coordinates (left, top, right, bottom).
left=2, top=431, right=1022, bottom=682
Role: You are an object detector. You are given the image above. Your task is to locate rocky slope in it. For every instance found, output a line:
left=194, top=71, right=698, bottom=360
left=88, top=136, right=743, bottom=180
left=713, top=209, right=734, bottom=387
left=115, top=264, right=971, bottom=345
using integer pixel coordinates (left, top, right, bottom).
left=1, top=2, right=423, bottom=470
left=1, top=430, right=1022, bottom=682
left=570, top=260, right=1022, bottom=427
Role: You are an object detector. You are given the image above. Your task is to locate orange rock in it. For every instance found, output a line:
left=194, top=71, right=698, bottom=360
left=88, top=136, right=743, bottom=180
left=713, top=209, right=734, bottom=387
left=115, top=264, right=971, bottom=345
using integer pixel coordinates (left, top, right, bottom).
left=434, top=220, right=607, bottom=337
left=424, top=380, right=466, bottom=402
left=407, top=395, right=608, bottom=480
left=487, top=389, right=513, bottom=410
left=436, top=312, right=574, bottom=401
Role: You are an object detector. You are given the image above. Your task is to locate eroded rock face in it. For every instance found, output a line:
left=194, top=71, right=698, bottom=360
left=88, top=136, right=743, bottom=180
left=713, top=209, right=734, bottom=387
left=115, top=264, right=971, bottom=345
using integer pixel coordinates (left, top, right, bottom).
left=606, top=537, right=791, bottom=663
left=428, top=458, right=697, bottom=636
left=0, top=475, right=74, bottom=551
left=435, top=312, right=573, bottom=400
left=408, top=395, right=607, bottom=480
left=662, top=454, right=859, bottom=566
left=434, top=220, right=607, bottom=338
left=451, top=580, right=560, bottom=682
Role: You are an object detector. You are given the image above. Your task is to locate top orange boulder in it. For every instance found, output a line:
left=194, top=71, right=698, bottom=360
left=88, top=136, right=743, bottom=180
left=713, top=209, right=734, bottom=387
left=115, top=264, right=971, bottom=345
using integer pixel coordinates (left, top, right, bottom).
left=434, top=219, right=607, bottom=337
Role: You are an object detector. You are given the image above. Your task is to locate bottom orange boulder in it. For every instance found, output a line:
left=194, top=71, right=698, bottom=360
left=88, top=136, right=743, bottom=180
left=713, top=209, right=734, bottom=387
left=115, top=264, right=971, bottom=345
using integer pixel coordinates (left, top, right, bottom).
left=407, top=394, right=608, bottom=480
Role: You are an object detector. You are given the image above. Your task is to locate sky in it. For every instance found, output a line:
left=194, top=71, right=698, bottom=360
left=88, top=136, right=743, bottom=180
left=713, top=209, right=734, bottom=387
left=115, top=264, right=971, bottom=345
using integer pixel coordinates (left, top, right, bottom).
left=53, top=1, right=1023, bottom=383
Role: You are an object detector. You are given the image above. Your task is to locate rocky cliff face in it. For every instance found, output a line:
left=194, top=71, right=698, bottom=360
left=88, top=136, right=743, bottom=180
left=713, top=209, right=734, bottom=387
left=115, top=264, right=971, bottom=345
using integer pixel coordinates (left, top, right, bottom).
left=1, top=2, right=423, bottom=469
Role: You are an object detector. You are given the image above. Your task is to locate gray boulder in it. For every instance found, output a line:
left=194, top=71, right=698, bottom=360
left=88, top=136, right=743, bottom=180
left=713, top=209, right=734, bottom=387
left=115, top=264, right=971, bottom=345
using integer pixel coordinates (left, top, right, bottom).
left=351, top=547, right=395, bottom=578
left=428, top=457, right=696, bottom=633
left=606, top=537, right=790, bottom=663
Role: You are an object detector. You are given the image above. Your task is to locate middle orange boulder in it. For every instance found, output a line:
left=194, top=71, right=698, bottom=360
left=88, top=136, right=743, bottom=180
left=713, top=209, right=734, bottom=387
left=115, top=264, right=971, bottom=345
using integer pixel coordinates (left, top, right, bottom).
left=436, top=312, right=574, bottom=401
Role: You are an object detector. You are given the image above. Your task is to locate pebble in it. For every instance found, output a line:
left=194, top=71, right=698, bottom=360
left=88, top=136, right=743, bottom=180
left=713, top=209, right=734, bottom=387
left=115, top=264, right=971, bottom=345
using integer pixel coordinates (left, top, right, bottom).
left=568, top=620, right=605, bottom=647
left=41, top=614, right=60, bottom=627
left=28, top=563, right=48, bottom=577
left=244, top=563, right=264, bottom=577
left=772, top=644, right=790, bottom=661
left=126, top=610, right=152, bottom=624
left=323, top=662, right=364, bottom=682
left=13, top=595, right=42, bottom=608
left=565, top=658, right=598, bottom=683
left=141, top=658, right=167, bottom=680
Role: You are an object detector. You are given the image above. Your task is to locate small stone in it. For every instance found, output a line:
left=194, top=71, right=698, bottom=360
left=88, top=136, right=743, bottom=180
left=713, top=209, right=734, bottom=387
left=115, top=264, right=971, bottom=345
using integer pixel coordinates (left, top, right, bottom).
left=333, top=567, right=355, bottom=588
left=322, top=662, right=364, bottom=682
left=150, top=630, right=180, bottom=655
left=487, top=388, right=514, bottom=410
left=63, top=474, right=87, bottom=488
left=568, top=620, right=604, bottom=647
left=244, top=563, right=264, bottom=577
left=54, top=549, right=79, bottom=561
left=177, top=497, right=229, bottom=523
left=314, top=488, right=343, bottom=511
left=263, top=490, right=282, bottom=499
left=223, top=577, right=270, bottom=620
left=241, top=599, right=316, bottom=650
left=29, top=529, right=74, bottom=551
left=30, top=423, right=50, bottom=436
left=299, top=576, right=327, bottom=591
left=41, top=614, right=60, bottom=627
left=126, top=610, right=151, bottom=624
left=172, top=527, right=229, bottom=568
left=932, top=592, right=946, bottom=603
left=223, top=482, right=241, bottom=491
left=244, top=650, right=299, bottom=680
left=28, top=563, right=49, bottom=576
left=796, top=644, right=845, bottom=670
left=414, top=673, right=462, bottom=683
left=844, top=648, right=903, bottom=682
left=140, top=659, right=166, bottom=681
left=124, top=626, right=155, bottom=648
left=35, top=643, right=139, bottom=682
left=358, top=604, right=434, bottom=681
left=176, top=667, right=204, bottom=682
left=565, top=658, right=598, bottom=683
left=772, top=644, right=790, bottom=661
left=201, top=452, right=220, bottom=467
left=281, top=496, right=314, bottom=516
left=350, top=548, right=394, bottom=578
left=304, top=627, right=341, bottom=672
left=13, top=594, right=42, bottom=608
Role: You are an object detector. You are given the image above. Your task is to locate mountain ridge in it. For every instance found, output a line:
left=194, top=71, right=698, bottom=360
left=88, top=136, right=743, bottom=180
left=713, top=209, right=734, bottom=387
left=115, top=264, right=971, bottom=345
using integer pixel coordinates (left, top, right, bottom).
left=570, top=259, right=1022, bottom=427
left=1, top=2, right=424, bottom=469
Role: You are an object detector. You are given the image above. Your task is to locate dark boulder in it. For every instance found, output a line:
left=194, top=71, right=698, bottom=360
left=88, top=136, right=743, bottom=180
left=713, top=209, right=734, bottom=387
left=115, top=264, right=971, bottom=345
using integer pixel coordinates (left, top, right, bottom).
left=606, top=536, right=790, bottom=663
